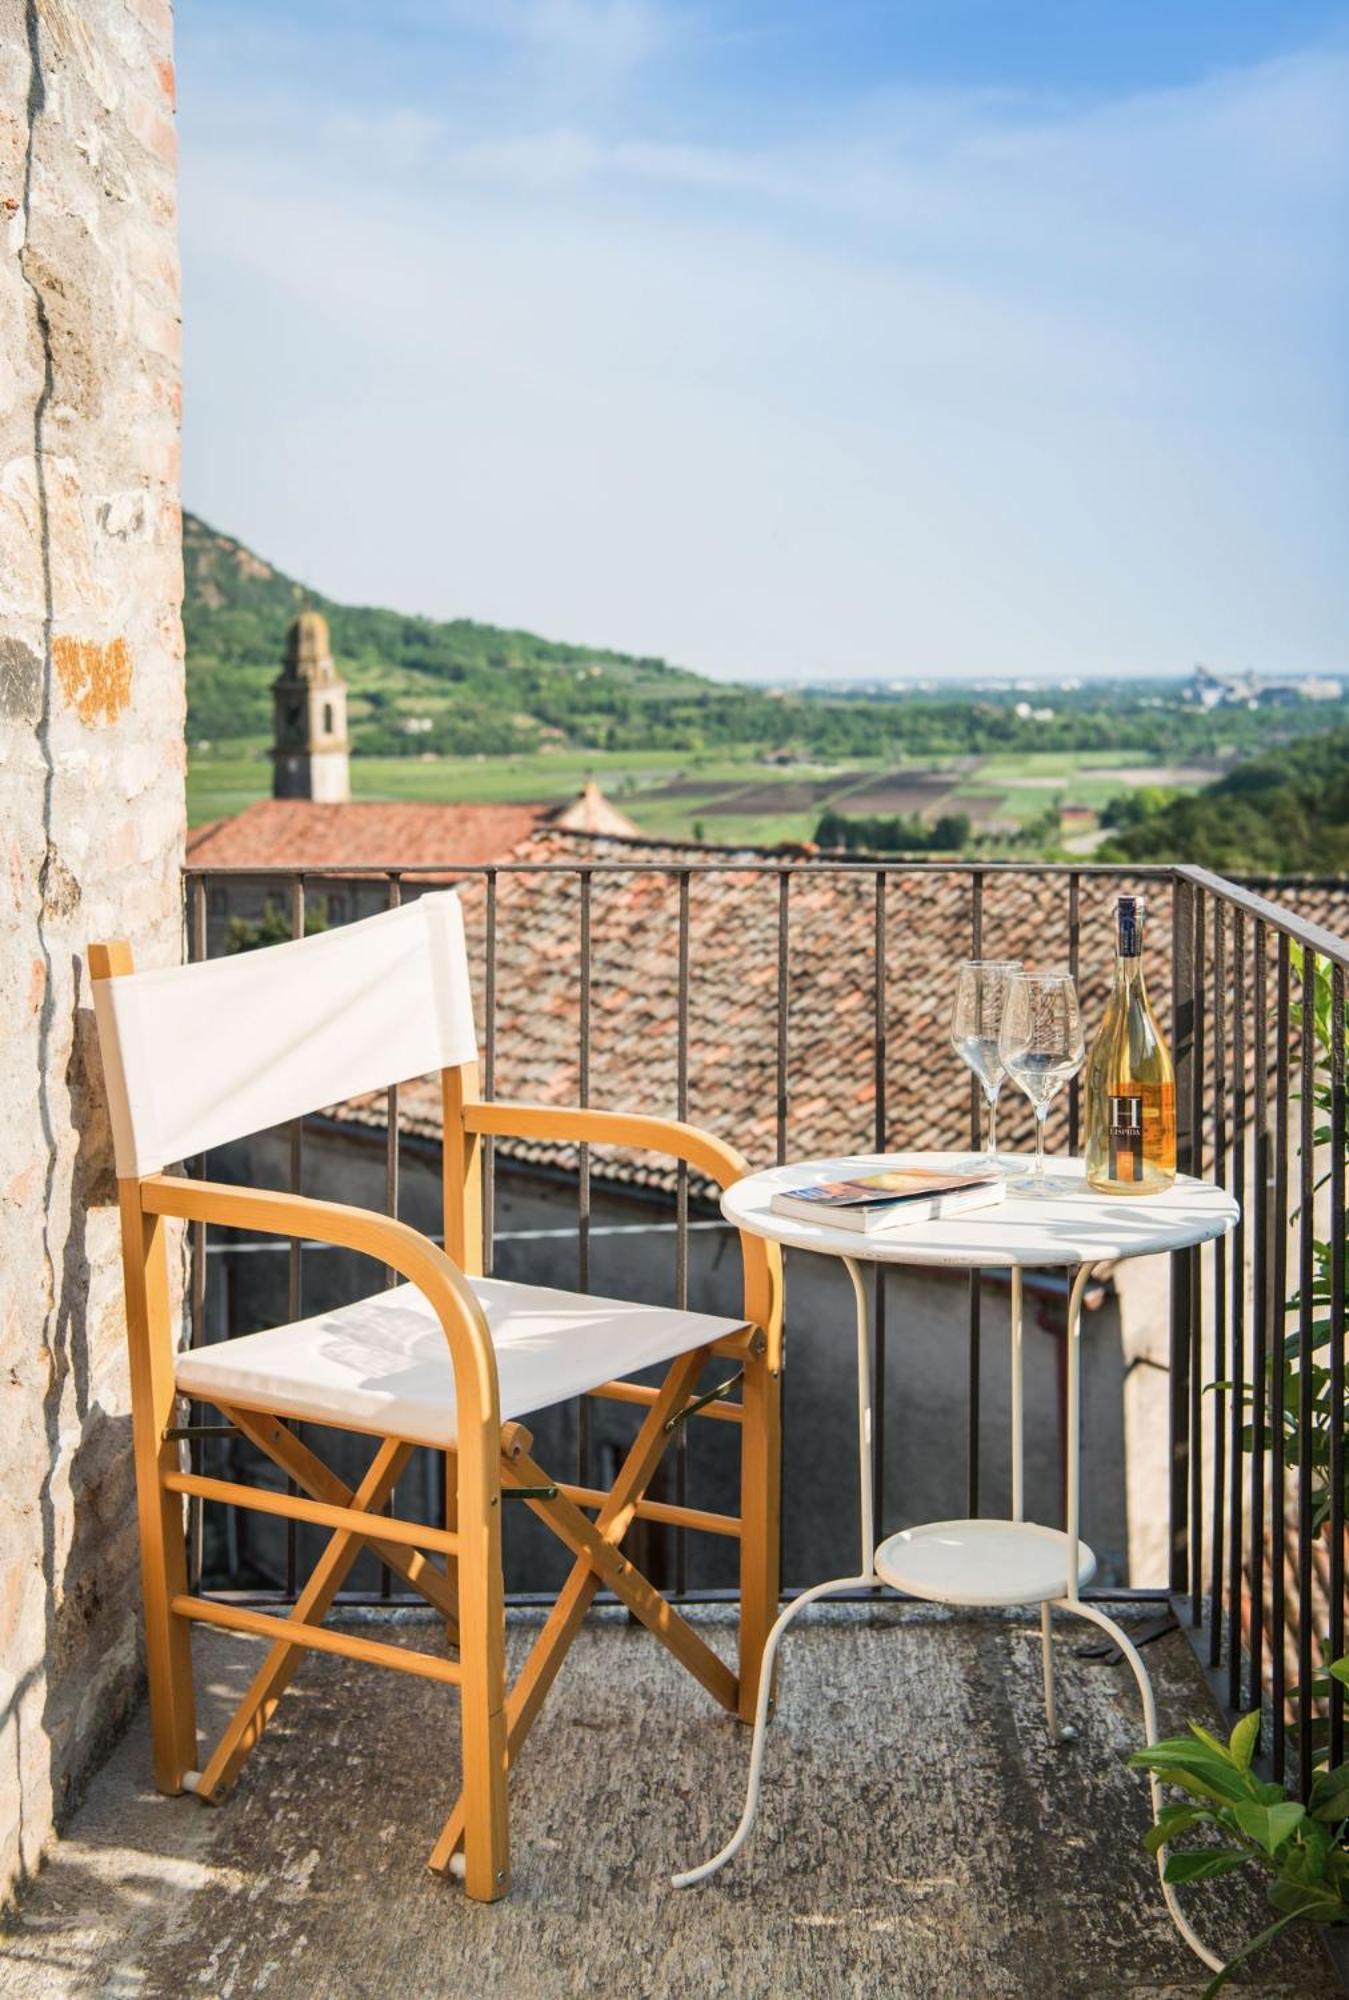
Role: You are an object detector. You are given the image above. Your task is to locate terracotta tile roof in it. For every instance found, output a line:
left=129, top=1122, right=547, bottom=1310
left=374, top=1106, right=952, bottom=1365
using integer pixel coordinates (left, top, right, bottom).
left=186, top=798, right=546, bottom=872
left=322, top=833, right=1349, bottom=1200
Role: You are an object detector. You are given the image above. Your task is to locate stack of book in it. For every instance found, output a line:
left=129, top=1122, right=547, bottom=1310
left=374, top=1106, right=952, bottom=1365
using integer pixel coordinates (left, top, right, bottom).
left=770, top=1166, right=1005, bottom=1235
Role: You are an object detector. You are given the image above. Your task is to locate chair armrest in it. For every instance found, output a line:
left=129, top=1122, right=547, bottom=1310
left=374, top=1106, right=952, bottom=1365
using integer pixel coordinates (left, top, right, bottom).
left=140, top=1174, right=501, bottom=1438
left=463, top=1102, right=782, bottom=1355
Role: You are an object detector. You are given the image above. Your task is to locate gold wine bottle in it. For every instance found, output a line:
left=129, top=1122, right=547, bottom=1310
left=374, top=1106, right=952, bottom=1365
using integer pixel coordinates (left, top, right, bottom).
left=1085, top=895, right=1176, bottom=1195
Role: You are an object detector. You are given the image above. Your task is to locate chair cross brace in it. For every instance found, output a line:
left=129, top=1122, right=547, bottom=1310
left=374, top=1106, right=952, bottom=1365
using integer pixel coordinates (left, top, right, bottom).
left=428, top=1344, right=735, bottom=1875
left=173, top=1347, right=741, bottom=1858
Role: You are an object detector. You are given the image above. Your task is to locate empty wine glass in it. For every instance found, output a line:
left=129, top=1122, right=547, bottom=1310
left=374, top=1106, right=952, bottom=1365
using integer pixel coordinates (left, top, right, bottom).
left=949, top=960, right=1021, bottom=1171
left=997, top=970, right=1086, bottom=1193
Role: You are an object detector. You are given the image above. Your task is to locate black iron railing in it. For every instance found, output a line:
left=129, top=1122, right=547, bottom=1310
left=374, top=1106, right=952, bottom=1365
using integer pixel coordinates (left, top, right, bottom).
left=181, top=854, right=1348, bottom=1795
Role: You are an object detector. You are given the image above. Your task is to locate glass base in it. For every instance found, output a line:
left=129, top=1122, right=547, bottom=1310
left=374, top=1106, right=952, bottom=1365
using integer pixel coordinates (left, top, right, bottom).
left=1007, top=1167, right=1082, bottom=1197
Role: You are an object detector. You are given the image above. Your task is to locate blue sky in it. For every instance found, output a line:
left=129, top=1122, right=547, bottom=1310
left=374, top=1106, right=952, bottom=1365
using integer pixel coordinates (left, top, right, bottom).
left=177, top=2, right=1349, bottom=682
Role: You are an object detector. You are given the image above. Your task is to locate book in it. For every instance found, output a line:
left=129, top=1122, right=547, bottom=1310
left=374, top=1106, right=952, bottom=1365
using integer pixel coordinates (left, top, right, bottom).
left=770, top=1167, right=1006, bottom=1234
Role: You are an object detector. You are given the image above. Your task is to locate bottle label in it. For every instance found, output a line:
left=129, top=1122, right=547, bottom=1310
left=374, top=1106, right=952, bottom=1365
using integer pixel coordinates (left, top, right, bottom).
left=1108, top=1093, right=1144, bottom=1183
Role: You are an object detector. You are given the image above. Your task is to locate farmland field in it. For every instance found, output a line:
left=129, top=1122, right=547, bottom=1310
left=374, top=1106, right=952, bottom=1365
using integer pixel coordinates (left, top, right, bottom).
left=187, top=743, right=1218, bottom=850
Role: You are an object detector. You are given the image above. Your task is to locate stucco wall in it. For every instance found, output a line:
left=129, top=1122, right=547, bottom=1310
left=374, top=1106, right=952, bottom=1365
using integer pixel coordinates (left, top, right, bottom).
left=0, top=0, right=183, bottom=1907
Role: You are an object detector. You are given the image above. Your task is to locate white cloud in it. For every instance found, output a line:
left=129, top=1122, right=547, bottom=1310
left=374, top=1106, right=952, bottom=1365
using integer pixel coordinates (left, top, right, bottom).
left=178, top=32, right=1349, bottom=679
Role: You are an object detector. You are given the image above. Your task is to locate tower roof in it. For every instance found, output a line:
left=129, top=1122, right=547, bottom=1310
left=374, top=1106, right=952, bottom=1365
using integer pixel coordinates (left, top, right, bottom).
left=282, top=609, right=340, bottom=685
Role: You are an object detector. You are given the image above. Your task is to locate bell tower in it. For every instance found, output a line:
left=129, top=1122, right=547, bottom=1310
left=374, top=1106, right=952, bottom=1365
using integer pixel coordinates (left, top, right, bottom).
left=271, top=611, right=350, bottom=802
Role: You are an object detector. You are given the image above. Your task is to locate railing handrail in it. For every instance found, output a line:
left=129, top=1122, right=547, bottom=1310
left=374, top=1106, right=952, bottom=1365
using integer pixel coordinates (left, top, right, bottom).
left=1172, top=863, right=1349, bottom=969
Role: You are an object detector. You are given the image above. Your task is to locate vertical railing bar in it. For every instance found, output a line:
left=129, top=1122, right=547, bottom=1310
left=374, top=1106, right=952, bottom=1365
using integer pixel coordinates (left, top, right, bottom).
left=188, top=875, right=208, bottom=1591
left=483, top=869, right=497, bottom=1278
left=1271, top=934, right=1291, bottom=1780
left=285, top=872, right=305, bottom=1598
left=384, top=872, right=403, bottom=1275
left=775, top=874, right=790, bottom=1165
left=577, top=869, right=593, bottom=1488
left=872, top=871, right=887, bottom=1540
left=1067, top=871, right=1081, bottom=1153
left=1170, top=873, right=1195, bottom=1598
left=1227, top=906, right=1247, bottom=1713
left=675, top=868, right=691, bottom=1598
left=1330, top=961, right=1346, bottom=1767
left=1208, top=901, right=1227, bottom=1667
left=380, top=872, right=404, bottom=1600
left=967, top=869, right=983, bottom=1519
left=1296, top=945, right=1317, bottom=1795
left=1189, top=889, right=1206, bottom=1629
left=1249, top=917, right=1269, bottom=1725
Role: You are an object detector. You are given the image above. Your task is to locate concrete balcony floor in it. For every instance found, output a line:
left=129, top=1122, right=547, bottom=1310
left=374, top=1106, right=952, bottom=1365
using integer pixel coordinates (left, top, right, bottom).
left=0, top=1603, right=1336, bottom=2000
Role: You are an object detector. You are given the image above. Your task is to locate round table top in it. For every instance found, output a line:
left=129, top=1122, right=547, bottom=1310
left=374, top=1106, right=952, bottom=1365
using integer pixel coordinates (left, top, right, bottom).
left=720, top=1152, right=1239, bottom=1269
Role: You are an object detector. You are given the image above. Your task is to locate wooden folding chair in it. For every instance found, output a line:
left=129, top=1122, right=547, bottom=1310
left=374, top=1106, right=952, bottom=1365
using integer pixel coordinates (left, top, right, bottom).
left=90, top=890, right=781, bottom=1901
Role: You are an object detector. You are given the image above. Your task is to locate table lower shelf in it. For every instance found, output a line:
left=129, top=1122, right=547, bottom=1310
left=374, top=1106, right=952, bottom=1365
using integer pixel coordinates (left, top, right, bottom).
left=873, top=1518, right=1097, bottom=1608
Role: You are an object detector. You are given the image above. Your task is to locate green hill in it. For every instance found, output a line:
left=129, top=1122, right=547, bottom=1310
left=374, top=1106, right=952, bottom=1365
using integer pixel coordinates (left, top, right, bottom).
left=183, top=512, right=739, bottom=756
left=1099, top=727, right=1349, bottom=874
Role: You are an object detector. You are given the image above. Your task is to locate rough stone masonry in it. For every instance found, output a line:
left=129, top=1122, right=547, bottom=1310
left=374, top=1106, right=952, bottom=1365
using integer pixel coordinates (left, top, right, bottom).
left=0, top=0, right=184, bottom=1909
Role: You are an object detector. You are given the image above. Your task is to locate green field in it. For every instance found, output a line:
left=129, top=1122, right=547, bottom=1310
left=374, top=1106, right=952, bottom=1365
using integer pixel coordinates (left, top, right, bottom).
left=188, top=744, right=1217, bottom=851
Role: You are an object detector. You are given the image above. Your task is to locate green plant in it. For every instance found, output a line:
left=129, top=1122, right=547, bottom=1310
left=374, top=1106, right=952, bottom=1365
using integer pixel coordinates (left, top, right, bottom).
left=1130, top=1663, right=1349, bottom=1994
left=225, top=896, right=329, bottom=954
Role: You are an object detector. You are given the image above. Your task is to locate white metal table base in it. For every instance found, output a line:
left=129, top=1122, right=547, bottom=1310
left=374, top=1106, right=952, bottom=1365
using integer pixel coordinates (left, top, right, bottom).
left=672, top=1257, right=1224, bottom=1977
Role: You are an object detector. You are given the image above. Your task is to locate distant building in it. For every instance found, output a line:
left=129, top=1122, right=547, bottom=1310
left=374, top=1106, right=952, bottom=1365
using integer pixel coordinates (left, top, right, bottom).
left=272, top=611, right=350, bottom=801
left=1184, top=662, right=1342, bottom=710
left=1058, top=802, right=1098, bottom=834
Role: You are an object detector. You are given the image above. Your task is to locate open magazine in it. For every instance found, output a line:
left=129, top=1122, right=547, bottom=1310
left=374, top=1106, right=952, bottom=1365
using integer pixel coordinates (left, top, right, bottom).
left=770, top=1166, right=1006, bottom=1234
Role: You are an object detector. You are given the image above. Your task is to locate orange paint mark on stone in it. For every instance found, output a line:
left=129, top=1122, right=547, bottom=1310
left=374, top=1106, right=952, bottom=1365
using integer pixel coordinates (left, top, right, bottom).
left=52, top=636, right=132, bottom=725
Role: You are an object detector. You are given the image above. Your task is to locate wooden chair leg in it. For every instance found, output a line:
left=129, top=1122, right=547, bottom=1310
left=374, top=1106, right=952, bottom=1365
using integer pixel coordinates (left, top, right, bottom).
left=120, top=1188, right=197, bottom=1791
left=454, top=1428, right=509, bottom=1901
left=737, top=1339, right=782, bottom=1724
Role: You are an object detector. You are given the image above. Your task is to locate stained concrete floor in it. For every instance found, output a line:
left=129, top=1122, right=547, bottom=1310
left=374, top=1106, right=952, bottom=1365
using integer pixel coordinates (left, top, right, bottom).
left=0, top=1604, right=1338, bottom=2000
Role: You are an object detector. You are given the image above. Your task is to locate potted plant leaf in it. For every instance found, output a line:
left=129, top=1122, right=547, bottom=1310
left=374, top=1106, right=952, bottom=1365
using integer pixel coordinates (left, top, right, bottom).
left=1129, top=1660, right=1349, bottom=1994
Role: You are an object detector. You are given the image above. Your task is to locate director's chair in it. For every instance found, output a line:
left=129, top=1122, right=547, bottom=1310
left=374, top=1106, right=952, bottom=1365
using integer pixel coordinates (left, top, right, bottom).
left=91, top=889, right=782, bottom=1900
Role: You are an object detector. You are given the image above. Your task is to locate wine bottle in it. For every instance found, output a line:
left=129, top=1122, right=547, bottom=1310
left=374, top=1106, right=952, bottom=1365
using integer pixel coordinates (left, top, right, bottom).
left=1085, top=895, right=1176, bottom=1195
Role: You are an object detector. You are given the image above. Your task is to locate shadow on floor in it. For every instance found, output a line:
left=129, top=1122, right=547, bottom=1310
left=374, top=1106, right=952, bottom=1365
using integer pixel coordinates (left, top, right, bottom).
left=0, top=1604, right=1337, bottom=2000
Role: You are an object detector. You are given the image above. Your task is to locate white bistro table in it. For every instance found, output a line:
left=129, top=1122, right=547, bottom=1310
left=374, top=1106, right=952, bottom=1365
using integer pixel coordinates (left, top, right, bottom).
left=674, top=1152, right=1238, bottom=1972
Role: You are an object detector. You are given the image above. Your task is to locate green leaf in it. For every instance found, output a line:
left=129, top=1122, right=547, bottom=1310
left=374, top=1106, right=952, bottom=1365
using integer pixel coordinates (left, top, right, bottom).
left=1129, top=1737, right=1257, bottom=1805
left=1188, top=1721, right=1236, bottom=1760
left=1144, top=1804, right=1213, bottom=1856
left=1229, top=1709, right=1261, bottom=1771
left=1163, top=1849, right=1250, bottom=1884
left=1330, top=1658, right=1349, bottom=1689
left=1266, top=1878, right=1343, bottom=1921
left=1309, top=1762, right=1349, bottom=1823
left=1230, top=1801, right=1305, bottom=1856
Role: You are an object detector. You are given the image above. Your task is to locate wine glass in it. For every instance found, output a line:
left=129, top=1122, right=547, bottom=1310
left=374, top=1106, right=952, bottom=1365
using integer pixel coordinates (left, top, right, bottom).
left=997, top=971, right=1086, bottom=1193
left=949, top=960, right=1021, bottom=1171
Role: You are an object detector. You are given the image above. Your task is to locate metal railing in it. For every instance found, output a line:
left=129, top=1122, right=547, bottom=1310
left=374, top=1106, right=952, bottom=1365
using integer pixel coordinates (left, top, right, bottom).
left=180, top=853, right=1348, bottom=1793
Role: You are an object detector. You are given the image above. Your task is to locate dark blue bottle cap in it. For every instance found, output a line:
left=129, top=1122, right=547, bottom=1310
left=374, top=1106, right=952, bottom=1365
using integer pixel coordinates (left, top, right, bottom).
left=1117, top=896, right=1145, bottom=955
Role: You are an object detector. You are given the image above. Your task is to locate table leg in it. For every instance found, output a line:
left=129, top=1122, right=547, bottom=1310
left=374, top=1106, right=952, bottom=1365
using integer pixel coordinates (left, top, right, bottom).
left=1052, top=1262, right=1222, bottom=1976
left=672, top=1254, right=876, bottom=1889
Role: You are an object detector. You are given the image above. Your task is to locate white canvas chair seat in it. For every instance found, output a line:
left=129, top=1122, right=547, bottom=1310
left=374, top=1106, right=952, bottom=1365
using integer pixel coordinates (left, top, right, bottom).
left=177, top=1275, right=748, bottom=1450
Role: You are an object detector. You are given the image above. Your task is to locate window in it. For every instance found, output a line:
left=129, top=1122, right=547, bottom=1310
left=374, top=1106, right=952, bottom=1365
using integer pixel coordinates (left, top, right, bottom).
left=322, top=701, right=335, bottom=735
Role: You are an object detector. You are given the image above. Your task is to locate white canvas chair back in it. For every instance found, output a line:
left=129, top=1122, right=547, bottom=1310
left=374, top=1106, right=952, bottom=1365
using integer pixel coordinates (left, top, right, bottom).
left=92, top=890, right=477, bottom=1178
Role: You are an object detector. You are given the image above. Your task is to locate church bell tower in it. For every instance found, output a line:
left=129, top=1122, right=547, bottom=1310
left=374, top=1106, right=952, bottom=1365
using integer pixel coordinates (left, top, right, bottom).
left=271, top=610, right=350, bottom=802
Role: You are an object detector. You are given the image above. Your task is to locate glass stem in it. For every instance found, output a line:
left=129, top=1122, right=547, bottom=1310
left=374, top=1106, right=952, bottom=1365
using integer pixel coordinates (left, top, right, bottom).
left=986, top=1087, right=999, bottom=1162
left=1034, top=1105, right=1048, bottom=1179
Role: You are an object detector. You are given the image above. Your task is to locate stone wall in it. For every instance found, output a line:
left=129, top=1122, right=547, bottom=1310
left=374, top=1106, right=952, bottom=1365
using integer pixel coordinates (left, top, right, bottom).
left=0, top=0, right=183, bottom=1909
